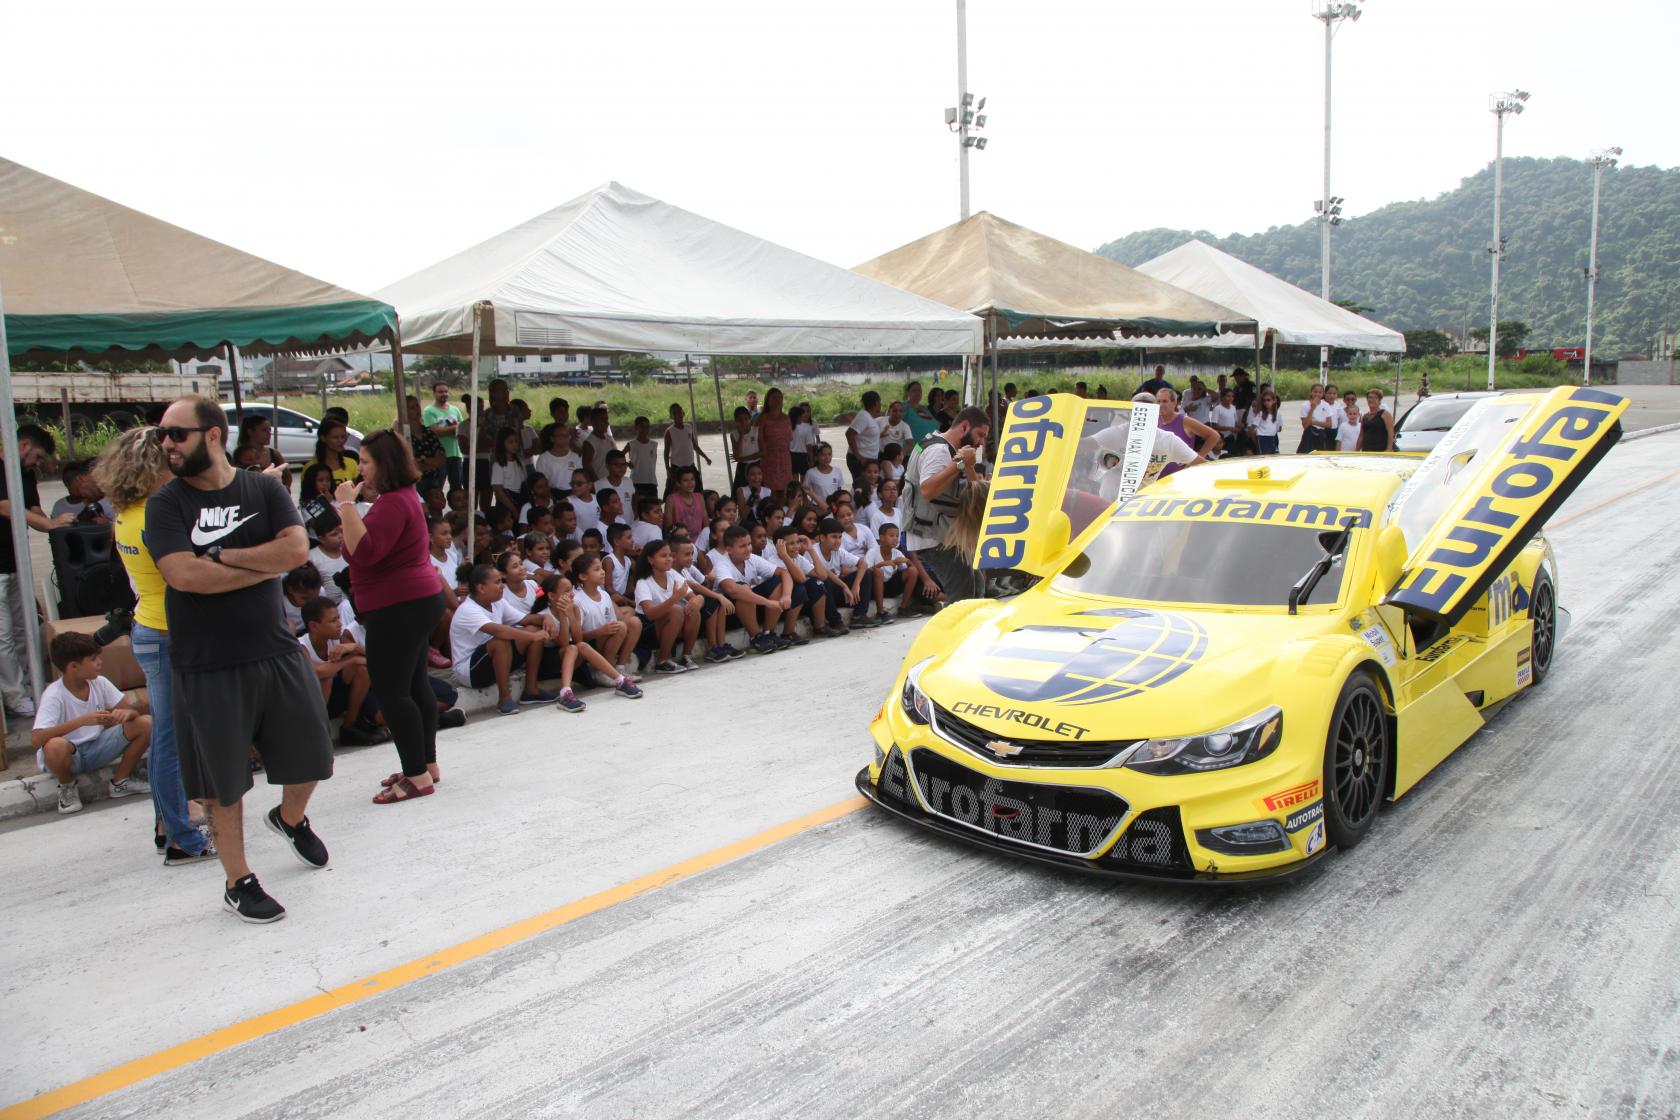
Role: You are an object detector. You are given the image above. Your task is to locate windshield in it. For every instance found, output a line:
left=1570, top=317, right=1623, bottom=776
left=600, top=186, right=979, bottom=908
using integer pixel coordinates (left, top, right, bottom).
left=1053, top=519, right=1352, bottom=607
left=1398, top=396, right=1487, bottom=433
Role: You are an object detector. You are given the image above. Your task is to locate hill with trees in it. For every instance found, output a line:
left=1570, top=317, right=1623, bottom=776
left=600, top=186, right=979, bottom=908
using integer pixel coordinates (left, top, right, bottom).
left=1096, top=157, right=1680, bottom=357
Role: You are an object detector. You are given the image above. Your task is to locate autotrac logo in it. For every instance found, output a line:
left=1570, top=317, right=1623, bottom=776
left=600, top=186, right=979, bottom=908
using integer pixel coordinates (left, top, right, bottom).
left=1112, top=496, right=1374, bottom=528
left=977, top=395, right=1063, bottom=570
left=1390, top=386, right=1624, bottom=621
left=979, top=607, right=1207, bottom=708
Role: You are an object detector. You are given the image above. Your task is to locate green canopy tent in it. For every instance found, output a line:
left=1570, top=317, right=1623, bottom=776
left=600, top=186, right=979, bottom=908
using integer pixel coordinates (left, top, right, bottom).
left=0, top=156, right=397, bottom=708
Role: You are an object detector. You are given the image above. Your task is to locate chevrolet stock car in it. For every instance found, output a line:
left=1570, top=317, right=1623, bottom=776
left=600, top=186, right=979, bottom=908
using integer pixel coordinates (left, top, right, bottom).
left=858, top=386, right=1627, bottom=882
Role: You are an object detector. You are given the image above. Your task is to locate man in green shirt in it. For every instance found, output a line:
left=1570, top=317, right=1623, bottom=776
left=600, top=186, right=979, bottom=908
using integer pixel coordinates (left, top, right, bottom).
left=422, top=382, right=465, bottom=490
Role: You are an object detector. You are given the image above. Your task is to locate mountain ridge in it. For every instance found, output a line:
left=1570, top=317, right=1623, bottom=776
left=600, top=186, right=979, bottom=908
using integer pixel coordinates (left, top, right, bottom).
left=1095, top=157, right=1680, bottom=356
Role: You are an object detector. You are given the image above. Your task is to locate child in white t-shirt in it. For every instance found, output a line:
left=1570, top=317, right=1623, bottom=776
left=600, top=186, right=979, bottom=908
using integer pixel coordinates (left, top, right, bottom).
left=811, top=515, right=867, bottom=628
left=33, top=632, right=152, bottom=813
left=626, top=416, right=661, bottom=495
left=711, top=525, right=790, bottom=654
left=537, top=572, right=641, bottom=711
left=308, top=525, right=349, bottom=604
left=569, top=551, right=643, bottom=677
left=634, top=538, right=704, bottom=673
left=862, top=522, right=918, bottom=625
left=671, top=539, right=736, bottom=662
left=535, top=425, right=584, bottom=492
left=768, top=526, right=821, bottom=642
left=803, top=443, right=845, bottom=504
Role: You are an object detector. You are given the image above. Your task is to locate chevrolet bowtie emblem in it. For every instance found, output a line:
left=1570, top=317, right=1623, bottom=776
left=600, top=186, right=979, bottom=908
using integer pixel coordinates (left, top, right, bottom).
left=985, top=740, right=1024, bottom=758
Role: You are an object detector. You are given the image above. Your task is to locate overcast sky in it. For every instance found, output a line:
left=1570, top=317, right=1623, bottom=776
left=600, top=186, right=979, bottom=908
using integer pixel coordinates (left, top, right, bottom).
left=6, top=0, right=1674, bottom=295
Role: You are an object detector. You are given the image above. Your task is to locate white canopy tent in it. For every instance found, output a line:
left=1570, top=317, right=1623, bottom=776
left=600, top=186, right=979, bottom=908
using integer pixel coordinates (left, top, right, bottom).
left=376, top=181, right=983, bottom=492
left=1136, top=239, right=1405, bottom=353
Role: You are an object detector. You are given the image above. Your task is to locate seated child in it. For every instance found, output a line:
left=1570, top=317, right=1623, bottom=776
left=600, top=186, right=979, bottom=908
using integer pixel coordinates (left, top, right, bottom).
left=32, top=632, right=152, bottom=814
left=537, top=572, right=642, bottom=712
left=298, top=596, right=387, bottom=746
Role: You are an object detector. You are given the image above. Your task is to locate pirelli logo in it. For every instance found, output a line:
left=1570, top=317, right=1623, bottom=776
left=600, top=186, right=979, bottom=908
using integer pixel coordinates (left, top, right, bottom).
left=1389, top=387, right=1626, bottom=625
left=1259, top=780, right=1320, bottom=812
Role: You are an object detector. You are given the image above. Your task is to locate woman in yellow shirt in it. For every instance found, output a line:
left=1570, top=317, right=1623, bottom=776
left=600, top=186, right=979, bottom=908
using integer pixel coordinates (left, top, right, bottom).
left=301, top=417, right=361, bottom=487
left=96, top=426, right=214, bottom=863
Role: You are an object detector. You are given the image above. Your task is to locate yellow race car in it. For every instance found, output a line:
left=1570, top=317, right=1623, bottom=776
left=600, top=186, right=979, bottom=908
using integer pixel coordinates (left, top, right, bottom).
left=858, top=386, right=1627, bottom=881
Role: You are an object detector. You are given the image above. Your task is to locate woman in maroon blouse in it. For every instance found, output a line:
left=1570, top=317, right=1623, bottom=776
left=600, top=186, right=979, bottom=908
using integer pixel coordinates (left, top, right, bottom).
left=334, top=430, right=446, bottom=804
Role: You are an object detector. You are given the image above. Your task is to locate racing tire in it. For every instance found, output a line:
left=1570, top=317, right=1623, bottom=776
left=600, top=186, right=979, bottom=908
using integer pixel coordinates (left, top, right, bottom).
left=1323, top=672, right=1388, bottom=851
left=1528, top=573, right=1556, bottom=688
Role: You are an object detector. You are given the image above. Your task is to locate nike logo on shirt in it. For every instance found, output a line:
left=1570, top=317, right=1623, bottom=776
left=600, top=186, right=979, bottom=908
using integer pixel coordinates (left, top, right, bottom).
left=190, top=512, right=260, bottom=547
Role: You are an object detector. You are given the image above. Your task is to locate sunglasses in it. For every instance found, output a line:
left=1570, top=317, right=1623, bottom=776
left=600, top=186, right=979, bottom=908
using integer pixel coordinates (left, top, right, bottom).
left=158, top=425, right=214, bottom=443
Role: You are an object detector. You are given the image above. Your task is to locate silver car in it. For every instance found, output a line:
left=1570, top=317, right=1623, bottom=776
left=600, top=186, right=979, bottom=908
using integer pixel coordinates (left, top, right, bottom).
left=1393, top=391, right=1504, bottom=454
left=220, top=403, right=362, bottom=464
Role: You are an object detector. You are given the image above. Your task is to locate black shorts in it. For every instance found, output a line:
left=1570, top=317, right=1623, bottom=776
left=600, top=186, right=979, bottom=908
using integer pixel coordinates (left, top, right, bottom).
left=175, top=649, right=335, bottom=807
left=467, top=643, right=499, bottom=688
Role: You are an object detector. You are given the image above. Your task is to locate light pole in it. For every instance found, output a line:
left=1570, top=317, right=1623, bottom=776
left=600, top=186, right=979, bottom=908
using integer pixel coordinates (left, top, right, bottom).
left=1486, top=89, right=1529, bottom=390
left=1310, top=1, right=1360, bottom=386
left=944, top=0, right=988, bottom=221
left=1583, top=146, right=1621, bottom=387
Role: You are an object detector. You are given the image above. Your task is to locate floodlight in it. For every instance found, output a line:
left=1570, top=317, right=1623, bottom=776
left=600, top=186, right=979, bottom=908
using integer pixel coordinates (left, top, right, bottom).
left=963, top=92, right=974, bottom=106
left=976, top=96, right=986, bottom=111
left=975, top=114, right=986, bottom=128
left=975, top=136, right=988, bottom=150
left=963, top=110, right=974, bottom=125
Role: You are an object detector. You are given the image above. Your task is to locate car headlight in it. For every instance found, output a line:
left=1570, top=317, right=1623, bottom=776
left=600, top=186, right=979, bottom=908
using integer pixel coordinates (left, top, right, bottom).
left=1115, top=707, right=1283, bottom=775
left=900, top=658, right=934, bottom=725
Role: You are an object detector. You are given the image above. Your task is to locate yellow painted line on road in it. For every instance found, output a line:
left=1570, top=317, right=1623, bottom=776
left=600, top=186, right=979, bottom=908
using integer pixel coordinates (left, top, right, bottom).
left=0, top=795, right=869, bottom=1120
left=1549, top=466, right=1680, bottom=531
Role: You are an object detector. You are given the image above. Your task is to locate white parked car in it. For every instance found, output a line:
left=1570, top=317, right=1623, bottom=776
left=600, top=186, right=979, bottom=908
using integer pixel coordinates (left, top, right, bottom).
left=1393, top=391, right=1503, bottom=454
left=220, top=403, right=362, bottom=464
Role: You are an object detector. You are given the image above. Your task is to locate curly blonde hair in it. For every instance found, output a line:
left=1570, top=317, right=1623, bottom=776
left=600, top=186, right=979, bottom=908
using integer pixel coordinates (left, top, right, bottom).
left=93, top=426, right=169, bottom=513
left=942, top=477, right=991, bottom=562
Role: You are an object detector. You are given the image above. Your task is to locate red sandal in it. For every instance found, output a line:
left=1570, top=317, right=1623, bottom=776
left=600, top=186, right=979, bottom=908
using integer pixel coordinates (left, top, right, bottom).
left=372, top=776, right=435, bottom=804
left=380, top=770, right=441, bottom=788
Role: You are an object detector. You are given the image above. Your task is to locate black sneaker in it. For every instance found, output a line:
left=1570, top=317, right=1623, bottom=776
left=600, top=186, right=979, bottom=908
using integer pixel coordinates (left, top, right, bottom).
left=223, top=874, right=286, bottom=924
left=338, top=723, right=384, bottom=747
left=438, top=708, right=467, bottom=729
left=154, top=830, right=167, bottom=855
left=265, top=806, right=330, bottom=869
left=164, top=840, right=218, bottom=866
left=750, top=632, right=778, bottom=654
left=774, top=633, right=796, bottom=650
left=725, top=643, right=747, bottom=660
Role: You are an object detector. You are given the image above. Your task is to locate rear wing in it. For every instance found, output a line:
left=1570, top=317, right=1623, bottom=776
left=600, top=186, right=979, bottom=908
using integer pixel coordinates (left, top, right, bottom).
left=976, top=395, right=1159, bottom=575
left=1385, top=385, right=1627, bottom=625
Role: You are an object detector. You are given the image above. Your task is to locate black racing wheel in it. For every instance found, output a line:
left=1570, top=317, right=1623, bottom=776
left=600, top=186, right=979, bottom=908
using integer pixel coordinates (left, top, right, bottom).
left=1528, top=572, right=1556, bottom=688
left=1323, top=672, right=1388, bottom=851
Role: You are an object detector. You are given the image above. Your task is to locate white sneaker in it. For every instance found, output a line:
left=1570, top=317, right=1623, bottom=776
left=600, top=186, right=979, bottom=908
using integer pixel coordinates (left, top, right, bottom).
left=57, top=782, right=83, bottom=814
left=109, top=775, right=152, bottom=798
left=682, top=655, right=701, bottom=671
left=8, top=696, right=35, bottom=718
left=618, top=663, right=643, bottom=683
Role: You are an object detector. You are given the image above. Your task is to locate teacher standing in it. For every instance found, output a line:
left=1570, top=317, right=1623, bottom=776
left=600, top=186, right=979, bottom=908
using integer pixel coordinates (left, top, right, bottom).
left=334, top=430, right=446, bottom=804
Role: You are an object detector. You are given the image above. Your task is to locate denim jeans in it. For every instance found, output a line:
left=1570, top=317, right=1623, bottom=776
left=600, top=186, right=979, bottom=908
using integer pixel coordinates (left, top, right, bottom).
left=0, top=572, right=30, bottom=708
left=130, top=622, right=205, bottom=854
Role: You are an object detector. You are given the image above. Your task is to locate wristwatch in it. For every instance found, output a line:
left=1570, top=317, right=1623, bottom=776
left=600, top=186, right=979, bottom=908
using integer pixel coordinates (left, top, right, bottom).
left=206, top=545, right=224, bottom=565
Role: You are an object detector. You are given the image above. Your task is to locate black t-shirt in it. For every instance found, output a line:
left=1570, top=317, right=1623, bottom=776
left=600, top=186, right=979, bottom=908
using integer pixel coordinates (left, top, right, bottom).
left=1138, top=377, right=1174, bottom=396
left=0, top=466, right=41, bottom=574
left=145, top=470, right=302, bottom=672
left=1233, top=380, right=1257, bottom=412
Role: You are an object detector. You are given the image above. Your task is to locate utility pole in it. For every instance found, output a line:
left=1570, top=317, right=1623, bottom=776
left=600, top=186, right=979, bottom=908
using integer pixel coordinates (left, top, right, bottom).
left=1486, top=89, right=1529, bottom=390
left=1310, top=1, right=1359, bottom=386
left=944, top=1, right=988, bottom=221
left=1583, top=147, right=1621, bottom=387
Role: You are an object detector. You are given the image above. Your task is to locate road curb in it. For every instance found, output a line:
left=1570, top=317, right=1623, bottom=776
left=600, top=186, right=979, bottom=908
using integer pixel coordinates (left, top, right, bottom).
left=1623, top=421, right=1680, bottom=442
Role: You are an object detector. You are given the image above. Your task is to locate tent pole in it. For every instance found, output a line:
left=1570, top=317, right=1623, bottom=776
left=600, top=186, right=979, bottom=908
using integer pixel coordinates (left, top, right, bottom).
left=391, top=323, right=410, bottom=440
left=684, top=353, right=699, bottom=485
left=0, top=279, right=48, bottom=709
left=712, top=355, right=732, bottom=485
left=988, top=315, right=999, bottom=442
left=60, top=389, right=74, bottom=461
left=1270, top=334, right=1278, bottom=376
left=468, top=304, right=483, bottom=509
left=228, top=343, right=246, bottom=428
left=1253, top=333, right=1261, bottom=384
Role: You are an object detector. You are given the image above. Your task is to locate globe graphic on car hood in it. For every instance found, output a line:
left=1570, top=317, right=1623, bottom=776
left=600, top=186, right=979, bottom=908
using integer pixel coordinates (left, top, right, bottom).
left=979, top=608, right=1209, bottom=707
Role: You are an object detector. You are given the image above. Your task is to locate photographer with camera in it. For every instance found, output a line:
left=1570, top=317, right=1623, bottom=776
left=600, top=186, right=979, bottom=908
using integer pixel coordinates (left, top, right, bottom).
left=96, top=426, right=215, bottom=864
left=333, top=429, right=447, bottom=805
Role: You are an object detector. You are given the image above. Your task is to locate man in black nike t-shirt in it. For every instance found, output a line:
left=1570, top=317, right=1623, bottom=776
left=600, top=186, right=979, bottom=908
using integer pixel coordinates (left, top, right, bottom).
left=147, top=396, right=336, bottom=925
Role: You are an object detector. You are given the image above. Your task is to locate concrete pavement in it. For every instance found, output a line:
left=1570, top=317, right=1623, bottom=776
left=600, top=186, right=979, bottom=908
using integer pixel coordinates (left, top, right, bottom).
left=1, top=429, right=1676, bottom=1117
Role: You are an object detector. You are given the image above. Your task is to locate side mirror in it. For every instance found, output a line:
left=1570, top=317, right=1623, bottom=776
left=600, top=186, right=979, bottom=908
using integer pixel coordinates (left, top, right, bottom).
left=1374, top=525, right=1407, bottom=594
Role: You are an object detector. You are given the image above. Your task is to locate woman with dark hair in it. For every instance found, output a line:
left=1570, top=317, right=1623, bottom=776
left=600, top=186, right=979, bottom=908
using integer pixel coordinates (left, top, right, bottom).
left=298, top=463, right=336, bottom=506
left=333, top=430, right=446, bottom=804
left=489, top=428, right=525, bottom=516
left=235, top=414, right=288, bottom=481
left=755, top=388, right=793, bottom=495
left=305, top=417, right=360, bottom=486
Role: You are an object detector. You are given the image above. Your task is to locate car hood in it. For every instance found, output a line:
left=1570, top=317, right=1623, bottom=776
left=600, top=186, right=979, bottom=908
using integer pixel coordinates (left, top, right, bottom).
left=917, top=591, right=1336, bottom=742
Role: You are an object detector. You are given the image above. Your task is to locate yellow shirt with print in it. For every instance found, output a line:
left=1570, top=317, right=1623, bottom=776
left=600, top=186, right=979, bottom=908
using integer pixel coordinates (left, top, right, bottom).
left=113, top=503, right=168, bottom=631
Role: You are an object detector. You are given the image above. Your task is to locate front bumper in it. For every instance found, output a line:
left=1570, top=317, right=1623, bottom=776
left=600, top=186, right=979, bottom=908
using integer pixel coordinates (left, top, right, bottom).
left=856, top=765, right=1327, bottom=885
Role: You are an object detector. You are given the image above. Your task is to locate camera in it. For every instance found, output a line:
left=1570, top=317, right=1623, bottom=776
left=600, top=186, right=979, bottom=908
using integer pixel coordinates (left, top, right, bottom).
left=92, top=607, right=133, bottom=646
left=300, top=495, right=341, bottom=537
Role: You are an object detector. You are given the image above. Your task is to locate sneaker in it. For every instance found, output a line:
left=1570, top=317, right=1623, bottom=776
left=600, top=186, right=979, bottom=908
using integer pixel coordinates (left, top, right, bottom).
left=681, top=655, right=702, bottom=671
left=438, top=708, right=467, bottom=730
left=785, top=632, right=810, bottom=647
left=337, top=723, right=384, bottom=747
left=653, top=659, right=684, bottom=674
left=775, top=634, right=796, bottom=650
left=879, top=610, right=898, bottom=626
left=164, top=838, right=218, bottom=866
left=555, top=689, right=587, bottom=714
left=497, top=698, right=520, bottom=715
left=109, top=774, right=152, bottom=798
left=154, top=829, right=167, bottom=854
left=749, top=632, right=778, bottom=654
left=614, top=678, right=644, bottom=699
left=725, top=643, right=747, bottom=660
left=7, top=696, right=35, bottom=718
left=223, top=874, right=286, bottom=924
left=519, top=688, right=558, bottom=705
left=703, top=645, right=731, bottom=663
left=265, top=806, right=330, bottom=869
left=427, top=648, right=452, bottom=669
left=618, top=662, right=644, bottom=683
left=57, top=782, right=83, bottom=815
left=851, top=612, right=879, bottom=629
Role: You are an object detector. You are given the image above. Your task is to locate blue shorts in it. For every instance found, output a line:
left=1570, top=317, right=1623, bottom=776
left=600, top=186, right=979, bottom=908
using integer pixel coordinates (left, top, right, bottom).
left=37, top=722, right=129, bottom=776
